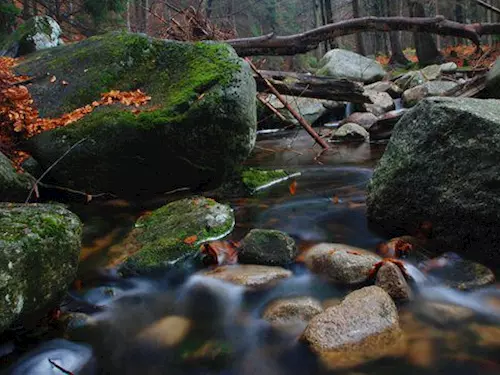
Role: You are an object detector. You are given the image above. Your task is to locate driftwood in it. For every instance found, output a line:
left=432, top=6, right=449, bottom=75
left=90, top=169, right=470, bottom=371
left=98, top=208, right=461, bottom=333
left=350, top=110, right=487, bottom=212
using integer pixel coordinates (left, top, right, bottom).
left=255, top=70, right=371, bottom=103
left=228, top=16, right=500, bottom=56
left=444, top=73, right=488, bottom=98
left=248, top=60, right=329, bottom=149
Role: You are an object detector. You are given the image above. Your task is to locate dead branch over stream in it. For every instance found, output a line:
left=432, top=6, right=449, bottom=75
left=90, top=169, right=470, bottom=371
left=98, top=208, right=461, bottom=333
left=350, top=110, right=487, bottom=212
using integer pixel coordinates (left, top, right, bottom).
left=228, top=16, right=500, bottom=56
left=255, top=70, right=371, bottom=103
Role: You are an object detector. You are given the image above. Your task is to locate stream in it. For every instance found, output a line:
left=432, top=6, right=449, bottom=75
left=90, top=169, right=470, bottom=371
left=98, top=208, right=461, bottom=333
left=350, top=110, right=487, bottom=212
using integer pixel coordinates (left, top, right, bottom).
left=3, top=129, right=500, bottom=375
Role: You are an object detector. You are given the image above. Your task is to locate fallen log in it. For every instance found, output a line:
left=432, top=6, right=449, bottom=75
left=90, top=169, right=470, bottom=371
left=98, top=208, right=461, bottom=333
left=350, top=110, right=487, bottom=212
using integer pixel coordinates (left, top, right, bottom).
left=228, top=16, right=500, bottom=56
left=255, top=70, right=371, bottom=103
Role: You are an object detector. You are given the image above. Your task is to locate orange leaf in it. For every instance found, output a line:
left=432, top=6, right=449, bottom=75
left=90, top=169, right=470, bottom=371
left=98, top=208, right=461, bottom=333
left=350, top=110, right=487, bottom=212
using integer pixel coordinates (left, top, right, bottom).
left=289, top=180, right=297, bottom=195
left=331, top=196, right=339, bottom=204
left=183, top=235, right=198, bottom=245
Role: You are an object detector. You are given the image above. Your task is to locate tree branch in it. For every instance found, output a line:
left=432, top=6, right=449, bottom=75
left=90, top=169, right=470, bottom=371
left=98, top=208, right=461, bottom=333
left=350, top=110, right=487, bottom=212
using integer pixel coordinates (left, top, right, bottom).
left=474, top=0, right=500, bottom=16
left=227, top=16, right=500, bottom=56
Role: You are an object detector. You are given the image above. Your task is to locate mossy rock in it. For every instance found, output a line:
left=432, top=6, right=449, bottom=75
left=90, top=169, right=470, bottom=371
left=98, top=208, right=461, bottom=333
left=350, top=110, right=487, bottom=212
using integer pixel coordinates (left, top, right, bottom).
left=0, top=152, right=34, bottom=202
left=239, top=229, right=298, bottom=266
left=0, top=203, right=82, bottom=333
left=0, top=16, right=62, bottom=57
left=18, top=32, right=257, bottom=197
left=122, top=197, right=234, bottom=273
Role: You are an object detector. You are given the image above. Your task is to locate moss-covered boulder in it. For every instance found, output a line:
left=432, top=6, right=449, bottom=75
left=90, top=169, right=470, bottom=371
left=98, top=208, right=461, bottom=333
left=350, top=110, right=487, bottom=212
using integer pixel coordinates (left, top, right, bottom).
left=0, top=203, right=82, bottom=333
left=239, top=229, right=298, bottom=266
left=0, top=16, right=62, bottom=57
left=0, top=152, right=34, bottom=202
left=368, top=97, right=500, bottom=262
left=121, top=197, right=234, bottom=273
left=17, top=32, right=257, bottom=197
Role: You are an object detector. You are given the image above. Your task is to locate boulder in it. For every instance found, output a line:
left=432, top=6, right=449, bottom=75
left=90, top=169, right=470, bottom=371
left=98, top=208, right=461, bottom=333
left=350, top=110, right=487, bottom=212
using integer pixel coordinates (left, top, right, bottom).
left=364, top=81, right=403, bottom=98
left=330, top=123, right=369, bottom=143
left=302, top=286, right=404, bottom=370
left=263, top=297, right=323, bottom=325
left=239, top=229, right=298, bottom=266
left=267, top=95, right=336, bottom=126
left=0, top=152, right=34, bottom=202
left=0, top=16, right=63, bottom=57
left=402, top=80, right=459, bottom=107
left=367, top=98, right=500, bottom=262
left=120, top=197, right=234, bottom=273
left=0, top=204, right=82, bottom=333
left=364, top=90, right=395, bottom=116
left=420, top=64, right=441, bottom=81
left=340, top=112, right=378, bottom=130
left=201, top=265, right=292, bottom=289
left=368, top=108, right=408, bottom=141
left=394, top=70, right=426, bottom=91
left=17, top=32, right=256, bottom=197
left=304, top=243, right=381, bottom=284
left=317, top=49, right=386, bottom=83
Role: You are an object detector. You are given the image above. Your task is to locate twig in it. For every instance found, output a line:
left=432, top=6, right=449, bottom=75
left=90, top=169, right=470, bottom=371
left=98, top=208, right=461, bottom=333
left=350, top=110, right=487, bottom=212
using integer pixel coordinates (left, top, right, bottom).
left=39, top=183, right=116, bottom=202
left=247, top=59, right=329, bottom=150
left=256, top=94, right=287, bottom=122
left=25, top=138, right=87, bottom=203
left=48, top=359, right=74, bottom=375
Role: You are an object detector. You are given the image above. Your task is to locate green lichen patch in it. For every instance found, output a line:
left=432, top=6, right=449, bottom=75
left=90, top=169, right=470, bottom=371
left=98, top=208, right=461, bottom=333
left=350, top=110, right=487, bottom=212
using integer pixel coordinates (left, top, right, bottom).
left=0, top=203, right=82, bottom=333
left=242, top=168, right=298, bottom=191
left=123, top=197, right=234, bottom=273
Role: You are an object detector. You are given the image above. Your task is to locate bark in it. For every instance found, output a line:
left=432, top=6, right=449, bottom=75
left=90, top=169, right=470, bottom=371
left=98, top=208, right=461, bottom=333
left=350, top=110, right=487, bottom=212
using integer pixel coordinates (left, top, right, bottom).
left=227, top=16, right=500, bottom=56
left=254, top=70, right=371, bottom=103
left=352, top=0, right=366, bottom=55
left=387, top=0, right=410, bottom=66
left=410, top=1, right=443, bottom=66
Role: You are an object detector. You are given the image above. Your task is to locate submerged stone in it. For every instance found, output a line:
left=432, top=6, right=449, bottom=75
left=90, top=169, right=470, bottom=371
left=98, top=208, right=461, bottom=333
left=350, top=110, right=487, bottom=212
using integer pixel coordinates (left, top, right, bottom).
left=368, top=97, right=500, bottom=262
left=121, top=197, right=234, bottom=273
left=263, top=296, right=323, bottom=326
left=18, top=31, right=256, bottom=197
left=0, top=203, right=82, bottom=333
left=201, top=265, right=292, bottom=289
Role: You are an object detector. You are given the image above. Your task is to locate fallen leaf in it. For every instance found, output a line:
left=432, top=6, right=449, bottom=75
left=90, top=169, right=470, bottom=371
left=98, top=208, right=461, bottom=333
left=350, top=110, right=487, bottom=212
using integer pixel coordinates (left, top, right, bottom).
left=289, top=180, right=297, bottom=195
left=62, top=80, right=69, bottom=86
left=50, top=75, right=57, bottom=83
left=331, top=196, right=339, bottom=204
left=183, top=235, right=198, bottom=245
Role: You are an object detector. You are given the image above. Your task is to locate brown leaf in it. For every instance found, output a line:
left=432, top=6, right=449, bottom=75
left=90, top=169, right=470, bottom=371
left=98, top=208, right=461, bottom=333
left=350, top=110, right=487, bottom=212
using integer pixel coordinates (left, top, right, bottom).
left=183, top=235, right=198, bottom=245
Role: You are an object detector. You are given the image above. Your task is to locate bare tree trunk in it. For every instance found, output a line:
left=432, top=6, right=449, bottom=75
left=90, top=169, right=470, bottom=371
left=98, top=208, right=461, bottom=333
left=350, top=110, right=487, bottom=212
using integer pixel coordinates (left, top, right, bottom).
left=388, top=0, right=411, bottom=66
left=352, top=0, right=365, bottom=55
left=313, top=0, right=326, bottom=57
left=22, top=0, right=31, bottom=19
left=410, top=1, right=443, bottom=66
left=126, top=0, right=131, bottom=32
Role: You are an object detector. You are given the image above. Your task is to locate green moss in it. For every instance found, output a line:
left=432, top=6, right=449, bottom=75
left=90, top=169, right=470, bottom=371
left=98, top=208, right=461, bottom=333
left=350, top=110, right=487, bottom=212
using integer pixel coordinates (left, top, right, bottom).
left=242, top=168, right=290, bottom=190
left=124, top=197, right=234, bottom=271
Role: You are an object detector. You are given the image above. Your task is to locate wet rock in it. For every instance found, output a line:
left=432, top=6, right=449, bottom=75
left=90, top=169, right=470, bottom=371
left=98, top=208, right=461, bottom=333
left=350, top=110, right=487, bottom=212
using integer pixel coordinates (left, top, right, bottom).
left=302, top=286, right=404, bottom=370
left=267, top=95, right=337, bottom=126
left=201, top=265, right=292, bottom=289
left=368, top=97, right=500, bottom=262
left=121, top=197, right=234, bottom=273
left=330, top=123, right=369, bottom=143
left=395, top=70, right=426, bottom=90
left=241, top=168, right=293, bottom=192
left=421, top=64, right=441, bottom=80
left=414, top=302, right=474, bottom=328
left=364, top=90, right=395, bottom=116
left=137, top=315, right=192, bottom=347
left=59, top=312, right=96, bottom=340
left=239, top=229, right=298, bottom=266
left=263, top=297, right=323, bottom=326
left=0, top=16, right=63, bottom=57
left=403, top=81, right=459, bottom=107
left=0, top=152, right=34, bottom=202
left=304, top=243, right=381, bottom=284
left=368, top=108, right=408, bottom=141
left=318, top=49, right=386, bottom=83
left=20, top=32, right=256, bottom=197
left=0, top=204, right=82, bottom=334
left=421, top=253, right=495, bottom=290
left=375, top=262, right=413, bottom=301
left=440, top=62, right=458, bottom=74
left=340, top=112, right=378, bottom=130
left=364, top=81, right=403, bottom=98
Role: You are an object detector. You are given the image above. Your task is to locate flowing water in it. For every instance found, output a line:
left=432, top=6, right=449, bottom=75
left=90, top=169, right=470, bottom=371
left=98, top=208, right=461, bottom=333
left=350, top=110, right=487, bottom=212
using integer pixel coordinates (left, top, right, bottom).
left=3, top=129, right=500, bottom=375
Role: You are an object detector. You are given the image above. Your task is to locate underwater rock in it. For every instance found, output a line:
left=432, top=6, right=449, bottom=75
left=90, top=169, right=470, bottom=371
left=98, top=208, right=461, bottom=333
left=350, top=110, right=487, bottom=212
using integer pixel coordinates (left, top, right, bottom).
left=239, top=229, right=298, bottom=266
left=201, top=265, right=292, bottom=289
left=137, top=315, right=192, bottom=347
left=263, top=296, right=323, bottom=326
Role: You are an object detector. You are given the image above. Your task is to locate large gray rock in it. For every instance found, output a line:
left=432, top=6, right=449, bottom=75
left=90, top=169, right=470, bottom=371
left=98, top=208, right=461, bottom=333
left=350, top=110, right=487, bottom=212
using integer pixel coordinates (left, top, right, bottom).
left=0, top=152, right=34, bottom=202
left=239, top=229, right=298, bottom=266
left=340, top=112, right=378, bottom=130
left=304, top=243, right=381, bottom=284
left=364, top=90, right=395, bottom=116
left=201, top=265, right=292, bottom=289
left=120, top=197, right=234, bottom=273
left=402, top=81, right=459, bottom=107
left=267, top=95, right=336, bottom=126
left=318, top=49, right=386, bottom=83
left=0, top=16, right=63, bottom=57
left=368, top=98, right=500, bottom=262
left=17, top=32, right=256, bottom=197
left=0, top=204, right=82, bottom=333
left=302, top=286, right=404, bottom=370
left=330, top=123, right=369, bottom=143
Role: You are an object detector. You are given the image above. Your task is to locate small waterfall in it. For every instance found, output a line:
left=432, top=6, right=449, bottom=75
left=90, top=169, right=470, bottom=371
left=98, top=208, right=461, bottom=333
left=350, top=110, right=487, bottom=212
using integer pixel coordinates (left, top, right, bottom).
left=344, top=102, right=354, bottom=118
left=394, top=98, right=403, bottom=110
